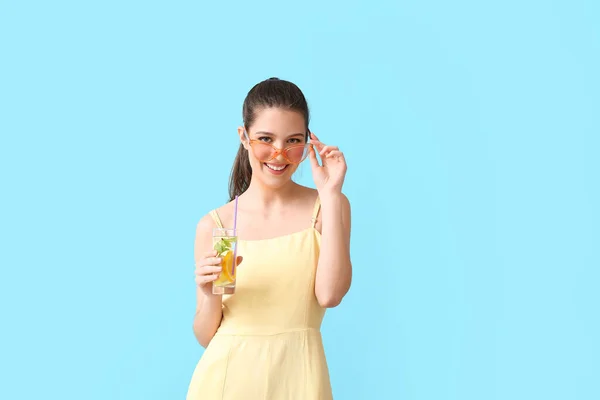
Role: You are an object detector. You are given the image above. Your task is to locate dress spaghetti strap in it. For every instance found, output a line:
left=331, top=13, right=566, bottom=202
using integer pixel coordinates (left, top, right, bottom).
left=311, top=196, right=321, bottom=228
left=209, top=210, right=223, bottom=228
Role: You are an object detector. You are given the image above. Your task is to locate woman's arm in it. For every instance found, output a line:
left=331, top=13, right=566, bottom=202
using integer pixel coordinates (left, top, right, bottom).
left=314, top=192, right=352, bottom=308
left=192, top=215, right=224, bottom=347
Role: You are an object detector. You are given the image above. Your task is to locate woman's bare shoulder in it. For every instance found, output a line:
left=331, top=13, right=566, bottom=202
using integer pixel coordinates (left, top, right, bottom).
left=196, top=199, right=234, bottom=232
left=295, top=184, right=319, bottom=202
left=212, top=199, right=237, bottom=226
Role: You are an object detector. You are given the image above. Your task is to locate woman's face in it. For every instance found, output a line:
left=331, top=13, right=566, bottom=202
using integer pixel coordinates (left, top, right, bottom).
left=239, top=107, right=308, bottom=189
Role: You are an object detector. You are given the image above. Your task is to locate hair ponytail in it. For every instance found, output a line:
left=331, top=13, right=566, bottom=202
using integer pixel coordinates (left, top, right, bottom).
left=228, top=143, right=252, bottom=202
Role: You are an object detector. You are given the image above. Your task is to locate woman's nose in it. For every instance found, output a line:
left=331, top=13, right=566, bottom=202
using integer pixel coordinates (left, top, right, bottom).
left=273, top=151, right=287, bottom=162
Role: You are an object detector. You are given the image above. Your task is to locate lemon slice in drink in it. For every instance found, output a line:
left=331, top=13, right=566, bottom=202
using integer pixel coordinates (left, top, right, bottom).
left=220, top=251, right=235, bottom=283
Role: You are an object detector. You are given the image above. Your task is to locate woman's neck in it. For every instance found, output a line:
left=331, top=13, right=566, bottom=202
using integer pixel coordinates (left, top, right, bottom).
left=242, top=179, right=299, bottom=208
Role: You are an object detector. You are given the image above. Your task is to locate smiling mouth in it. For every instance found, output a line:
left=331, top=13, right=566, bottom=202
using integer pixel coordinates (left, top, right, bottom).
left=264, top=163, right=289, bottom=171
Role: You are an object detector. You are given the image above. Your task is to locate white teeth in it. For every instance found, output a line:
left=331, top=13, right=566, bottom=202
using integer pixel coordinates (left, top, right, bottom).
left=265, top=163, right=287, bottom=171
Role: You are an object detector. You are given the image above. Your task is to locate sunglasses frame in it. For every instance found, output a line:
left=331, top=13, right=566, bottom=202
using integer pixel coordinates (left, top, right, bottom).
left=242, top=128, right=311, bottom=164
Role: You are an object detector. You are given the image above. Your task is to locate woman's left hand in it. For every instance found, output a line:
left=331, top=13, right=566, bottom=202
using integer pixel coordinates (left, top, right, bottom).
left=308, top=132, right=347, bottom=195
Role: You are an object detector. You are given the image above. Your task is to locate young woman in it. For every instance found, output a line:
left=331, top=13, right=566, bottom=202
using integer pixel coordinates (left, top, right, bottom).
left=187, top=77, right=352, bottom=399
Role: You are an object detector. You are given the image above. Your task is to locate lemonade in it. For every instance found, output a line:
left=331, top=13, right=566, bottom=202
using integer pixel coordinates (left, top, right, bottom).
left=212, top=229, right=238, bottom=295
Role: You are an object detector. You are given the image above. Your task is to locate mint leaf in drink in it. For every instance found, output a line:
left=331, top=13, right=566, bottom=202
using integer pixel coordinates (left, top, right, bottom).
left=214, top=239, right=228, bottom=255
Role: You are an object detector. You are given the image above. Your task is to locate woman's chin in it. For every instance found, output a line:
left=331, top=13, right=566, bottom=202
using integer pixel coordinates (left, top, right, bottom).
left=254, top=163, right=297, bottom=186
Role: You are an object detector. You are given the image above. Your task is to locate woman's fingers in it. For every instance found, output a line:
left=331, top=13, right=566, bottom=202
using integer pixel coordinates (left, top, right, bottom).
left=319, top=145, right=339, bottom=156
left=308, top=144, right=321, bottom=169
left=310, top=132, right=325, bottom=151
left=196, top=265, right=222, bottom=274
left=326, top=150, right=344, bottom=158
left=195, top=273, right=219, bottom=285
left=195, top=255, right=222, bottom=267
left=310, top=134, right=341, bottom=157
left=203, top=257, right=222, bottom=266
left=195, top=264, right=222, bottom=286
left=203, top=250, right=217, bottom=258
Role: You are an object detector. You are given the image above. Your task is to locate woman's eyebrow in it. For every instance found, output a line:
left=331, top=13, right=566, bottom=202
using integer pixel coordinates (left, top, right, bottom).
left=255, top=131, right=306, bottom=138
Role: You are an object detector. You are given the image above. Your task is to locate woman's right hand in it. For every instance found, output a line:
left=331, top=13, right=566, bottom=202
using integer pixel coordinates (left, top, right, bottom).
left=195, top=250, right=223, bottom=296
left=195, top=250, right=243, bottom=296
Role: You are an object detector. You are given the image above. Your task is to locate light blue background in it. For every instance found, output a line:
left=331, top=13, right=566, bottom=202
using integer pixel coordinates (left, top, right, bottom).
left=1, top=1, right=598, bottom=399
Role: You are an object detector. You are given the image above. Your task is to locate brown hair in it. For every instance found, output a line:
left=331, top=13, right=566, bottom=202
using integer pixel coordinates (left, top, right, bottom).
left=228, top=77, right=310, bottom=201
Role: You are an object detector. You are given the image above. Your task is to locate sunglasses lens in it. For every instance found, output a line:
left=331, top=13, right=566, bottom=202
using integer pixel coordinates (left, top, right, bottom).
left=251, top=142, right=276, bottom=162
left=284, top=144, right=309, bottom=163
